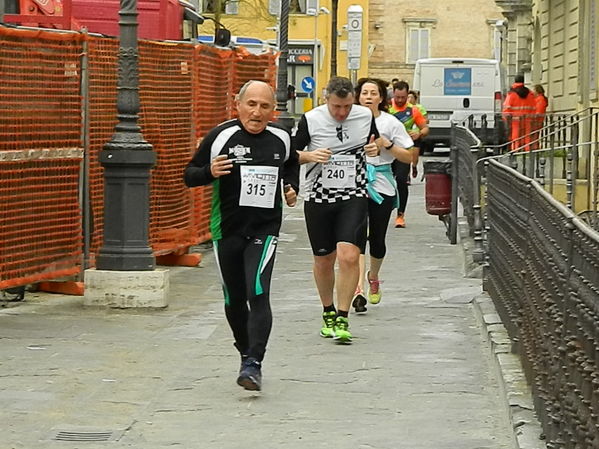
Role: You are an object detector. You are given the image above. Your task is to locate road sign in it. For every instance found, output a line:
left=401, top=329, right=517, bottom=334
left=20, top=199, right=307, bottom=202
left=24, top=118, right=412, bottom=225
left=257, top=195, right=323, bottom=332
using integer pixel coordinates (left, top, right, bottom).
left=301, top=76, right=315, bottom=93
left=347, top=5, right=363, bottom=68
left=348, top=58, right=360, bottom=70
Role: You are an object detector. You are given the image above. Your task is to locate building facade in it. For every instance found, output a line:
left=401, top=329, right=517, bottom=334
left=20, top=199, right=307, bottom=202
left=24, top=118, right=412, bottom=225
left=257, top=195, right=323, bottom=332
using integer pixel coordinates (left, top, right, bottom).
left=498, top=0, right=598, bottom=113
left=196, top=0, right=370, bottom=114
left=368, top=0, right=504, bottom=88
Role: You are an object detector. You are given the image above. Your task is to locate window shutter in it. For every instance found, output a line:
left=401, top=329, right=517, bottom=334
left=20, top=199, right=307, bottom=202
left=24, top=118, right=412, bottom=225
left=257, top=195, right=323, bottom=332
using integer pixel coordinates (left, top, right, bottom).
left=225, top=0, right=238, bottom=14
left=409, top=29, right=419, bottom=63
left=407, top=27, right=430, bottom=63
left=306, top=0, right=318, bottom=15
left=420, top=29, right=430, bottom=59
left=269, top=0, right=281, bottom=16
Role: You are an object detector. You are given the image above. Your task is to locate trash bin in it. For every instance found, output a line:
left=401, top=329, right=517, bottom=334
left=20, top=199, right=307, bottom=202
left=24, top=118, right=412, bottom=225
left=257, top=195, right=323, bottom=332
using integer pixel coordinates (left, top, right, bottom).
left=423, top=159, right=452, bottom=216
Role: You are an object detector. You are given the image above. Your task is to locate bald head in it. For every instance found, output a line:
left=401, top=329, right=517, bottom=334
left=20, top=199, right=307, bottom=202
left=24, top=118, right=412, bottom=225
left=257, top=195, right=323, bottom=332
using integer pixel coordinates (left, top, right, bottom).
left=236, top=80, right=276, bottom=134
left=237, top=80, right=276, bottom=103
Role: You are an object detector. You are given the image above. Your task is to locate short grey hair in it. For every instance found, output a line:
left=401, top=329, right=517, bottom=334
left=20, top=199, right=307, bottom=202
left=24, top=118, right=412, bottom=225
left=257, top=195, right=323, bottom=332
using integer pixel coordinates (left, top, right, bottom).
left=237, top=80, right=276, bottom=102
left=325, top=76, right=354, bottom=99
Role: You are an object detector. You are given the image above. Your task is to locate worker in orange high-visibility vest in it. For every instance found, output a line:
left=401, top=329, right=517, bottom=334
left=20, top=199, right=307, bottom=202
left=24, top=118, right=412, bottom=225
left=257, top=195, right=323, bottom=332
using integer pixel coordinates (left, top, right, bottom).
left=502, top=74, right=536, bottom=151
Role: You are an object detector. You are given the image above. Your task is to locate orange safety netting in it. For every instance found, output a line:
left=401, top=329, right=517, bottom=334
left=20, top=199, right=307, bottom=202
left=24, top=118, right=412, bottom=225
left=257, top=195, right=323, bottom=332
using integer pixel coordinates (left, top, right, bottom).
left=139, top=40, right=197, bottom=255
left=0, top=27, right=82, bottom=151
left=1, top=25, right=278, bottom=289
left=0, top=26, right=83, bottom=289
left=86, top=35, right=118, bottom=262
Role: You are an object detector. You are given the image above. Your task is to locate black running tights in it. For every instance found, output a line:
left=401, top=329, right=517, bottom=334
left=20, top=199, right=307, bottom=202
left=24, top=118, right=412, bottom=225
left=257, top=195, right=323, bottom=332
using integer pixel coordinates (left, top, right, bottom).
left=213, top=235, right=278, bottom=362
left=392, top=160, right=410, bottom=215
left=366, top=194, right=396, bottom=259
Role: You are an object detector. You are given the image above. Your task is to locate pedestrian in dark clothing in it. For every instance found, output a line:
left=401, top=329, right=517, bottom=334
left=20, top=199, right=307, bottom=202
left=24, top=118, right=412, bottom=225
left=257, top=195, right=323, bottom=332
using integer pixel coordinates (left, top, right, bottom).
left=184, top=80, right=299, bottom=391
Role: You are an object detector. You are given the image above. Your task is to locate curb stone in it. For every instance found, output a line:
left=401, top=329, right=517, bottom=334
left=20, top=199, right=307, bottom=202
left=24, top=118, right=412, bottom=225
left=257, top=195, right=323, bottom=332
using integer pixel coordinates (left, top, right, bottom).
left=472, top=294, right=548, bottom=449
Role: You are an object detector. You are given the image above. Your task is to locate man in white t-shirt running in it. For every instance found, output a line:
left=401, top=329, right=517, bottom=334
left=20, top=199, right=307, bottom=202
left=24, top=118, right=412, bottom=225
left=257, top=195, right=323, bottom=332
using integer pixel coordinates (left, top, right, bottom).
left=293, top=76, right=380, bottom=343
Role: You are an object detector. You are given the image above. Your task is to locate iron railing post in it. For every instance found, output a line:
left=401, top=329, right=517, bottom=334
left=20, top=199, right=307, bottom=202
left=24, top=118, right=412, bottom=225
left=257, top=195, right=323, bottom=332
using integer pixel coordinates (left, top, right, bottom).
left=449, top=123, right=458, bottom=244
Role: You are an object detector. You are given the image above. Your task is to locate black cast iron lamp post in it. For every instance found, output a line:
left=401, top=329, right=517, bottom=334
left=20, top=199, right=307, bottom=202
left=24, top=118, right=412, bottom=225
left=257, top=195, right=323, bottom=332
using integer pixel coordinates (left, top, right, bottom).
left=96, top=0, right=156, bottom=271
left=275, top=0, right=295, bottom=131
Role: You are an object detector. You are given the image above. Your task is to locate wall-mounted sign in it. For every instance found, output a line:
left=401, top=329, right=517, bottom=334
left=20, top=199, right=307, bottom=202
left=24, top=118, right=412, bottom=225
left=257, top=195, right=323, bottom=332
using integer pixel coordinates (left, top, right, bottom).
left=289, top=47, right=314, bottom=65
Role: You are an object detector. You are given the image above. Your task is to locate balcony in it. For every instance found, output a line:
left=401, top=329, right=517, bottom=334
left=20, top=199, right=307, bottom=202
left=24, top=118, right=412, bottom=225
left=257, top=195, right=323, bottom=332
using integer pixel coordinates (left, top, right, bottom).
left=495, top=0, right=532, bottom=13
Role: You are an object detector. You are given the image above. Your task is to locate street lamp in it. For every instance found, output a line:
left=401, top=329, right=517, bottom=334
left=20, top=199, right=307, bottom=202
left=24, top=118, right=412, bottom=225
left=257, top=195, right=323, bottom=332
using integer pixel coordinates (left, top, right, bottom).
left=96, top=0, right=156, bottom=271
left=275, top=0, right=295, bottom=131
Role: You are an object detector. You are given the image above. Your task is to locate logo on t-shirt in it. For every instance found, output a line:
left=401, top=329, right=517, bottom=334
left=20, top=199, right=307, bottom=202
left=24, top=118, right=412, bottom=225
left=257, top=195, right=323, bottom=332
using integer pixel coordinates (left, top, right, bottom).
left=336, top=125, right=350, bottom=143
left=229, top=144, right=252, bottom=163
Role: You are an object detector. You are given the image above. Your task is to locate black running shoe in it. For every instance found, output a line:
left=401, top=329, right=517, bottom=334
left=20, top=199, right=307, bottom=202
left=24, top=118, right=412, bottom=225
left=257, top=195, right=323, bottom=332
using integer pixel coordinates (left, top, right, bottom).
left=239, top=354, right=248, bottom=375
left=352, top=292, right=368, bottom=314
left=237, top=357, right=262, bottom=391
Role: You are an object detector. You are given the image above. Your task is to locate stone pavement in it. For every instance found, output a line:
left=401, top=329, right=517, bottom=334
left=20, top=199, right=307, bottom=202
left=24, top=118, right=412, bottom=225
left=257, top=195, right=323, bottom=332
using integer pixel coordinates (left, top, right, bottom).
left=1, top=180, right=518, bottom=449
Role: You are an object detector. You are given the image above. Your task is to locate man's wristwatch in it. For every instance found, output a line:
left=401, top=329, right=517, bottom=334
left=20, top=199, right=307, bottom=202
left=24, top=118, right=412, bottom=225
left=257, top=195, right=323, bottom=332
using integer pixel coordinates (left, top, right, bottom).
left=384, top=142, right=394, bottom=150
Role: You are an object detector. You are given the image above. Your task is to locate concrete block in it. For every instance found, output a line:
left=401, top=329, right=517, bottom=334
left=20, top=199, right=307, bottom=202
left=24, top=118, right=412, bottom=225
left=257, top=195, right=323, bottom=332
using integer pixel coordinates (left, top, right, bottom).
left=83, top=269, right=169, bottom=308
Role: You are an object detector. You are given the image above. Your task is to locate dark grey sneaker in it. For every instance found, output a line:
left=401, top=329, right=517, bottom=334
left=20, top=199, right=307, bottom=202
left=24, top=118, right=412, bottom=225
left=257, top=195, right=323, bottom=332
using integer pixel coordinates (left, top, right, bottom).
left=237, top=357, right=262, bottom=391
left=239, top=354, right=248, bottom=375
left=352, top=292, right=367, bottom=314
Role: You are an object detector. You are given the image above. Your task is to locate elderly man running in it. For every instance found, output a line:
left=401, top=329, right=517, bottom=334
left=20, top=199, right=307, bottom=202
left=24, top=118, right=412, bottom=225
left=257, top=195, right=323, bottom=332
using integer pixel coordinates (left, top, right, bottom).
left=184, top=80, right=299, bottom=391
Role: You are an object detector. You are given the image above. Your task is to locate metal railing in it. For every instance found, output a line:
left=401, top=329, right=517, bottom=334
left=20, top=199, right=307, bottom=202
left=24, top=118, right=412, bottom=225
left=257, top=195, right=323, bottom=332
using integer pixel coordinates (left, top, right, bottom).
left=484, top=160, right=599, bottom=449
left=451, top=110, right=599, bottom=448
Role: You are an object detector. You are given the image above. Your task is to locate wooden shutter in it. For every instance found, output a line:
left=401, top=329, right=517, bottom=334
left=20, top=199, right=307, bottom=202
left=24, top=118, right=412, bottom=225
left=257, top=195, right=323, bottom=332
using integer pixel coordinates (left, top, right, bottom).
left=408, top=27, right=430, bottom=64
left=420, top=29, right=430, bottom=59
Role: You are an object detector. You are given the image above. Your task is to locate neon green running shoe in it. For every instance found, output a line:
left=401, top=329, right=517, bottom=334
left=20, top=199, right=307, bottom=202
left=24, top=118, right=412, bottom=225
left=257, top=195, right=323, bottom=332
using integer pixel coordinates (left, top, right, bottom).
left=367, top=273, right=382, bottom=305
left=319, top=311, right=336, bottom=338
left=333, top=316, right=352, bottom=344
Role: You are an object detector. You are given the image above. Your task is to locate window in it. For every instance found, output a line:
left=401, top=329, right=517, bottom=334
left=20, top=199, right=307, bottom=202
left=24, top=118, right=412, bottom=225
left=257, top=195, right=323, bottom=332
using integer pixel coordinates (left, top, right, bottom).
left=270, top=0, right=316, bottom=15
left=407, top=26, right=430, bottom=64
left=200, top=0, right=238, bottom=15
left=269, top=0, right=280, bottom=15
left=225, top=0, right=239, bottom=15
left=402, top=18, right=435, bottom=64
left=290, top=0, right=306, bottom=14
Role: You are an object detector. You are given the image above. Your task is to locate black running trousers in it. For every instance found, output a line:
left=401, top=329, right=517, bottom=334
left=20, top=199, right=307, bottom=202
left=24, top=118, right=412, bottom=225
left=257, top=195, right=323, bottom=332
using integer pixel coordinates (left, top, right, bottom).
left=213, top=234, right=278, bottom=362
left=365, top=194, right=396, bottom=259
left=392, top=160, right=410, bottom=214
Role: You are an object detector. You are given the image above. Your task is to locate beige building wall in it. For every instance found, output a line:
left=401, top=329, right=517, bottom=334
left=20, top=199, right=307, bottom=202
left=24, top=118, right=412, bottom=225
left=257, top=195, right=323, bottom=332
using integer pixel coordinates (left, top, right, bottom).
left=500, top=0, right=598, bottom=113
left=369, top=0, right=504, bottom=86
left=500, top=0, right=597, bottom=211
left=530, top=0, right=598, bottom=113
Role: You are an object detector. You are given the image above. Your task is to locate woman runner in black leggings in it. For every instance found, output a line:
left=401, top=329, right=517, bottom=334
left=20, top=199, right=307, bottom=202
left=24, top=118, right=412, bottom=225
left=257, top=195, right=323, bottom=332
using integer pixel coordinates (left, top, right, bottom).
left=352, top=78, right=413, bottom=312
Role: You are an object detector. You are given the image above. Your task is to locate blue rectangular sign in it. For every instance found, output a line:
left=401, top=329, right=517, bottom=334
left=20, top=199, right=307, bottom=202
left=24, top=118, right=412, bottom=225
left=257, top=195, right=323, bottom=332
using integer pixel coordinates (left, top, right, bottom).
left=444, top=68, right=472, bottom=95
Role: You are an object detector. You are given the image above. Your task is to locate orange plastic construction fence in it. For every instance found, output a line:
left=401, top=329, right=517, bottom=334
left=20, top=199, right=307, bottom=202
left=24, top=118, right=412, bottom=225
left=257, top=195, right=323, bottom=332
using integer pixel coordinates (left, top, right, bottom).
left=0, top=27, right=83, bottom=289
left=0, top=25, right=278, bottom=290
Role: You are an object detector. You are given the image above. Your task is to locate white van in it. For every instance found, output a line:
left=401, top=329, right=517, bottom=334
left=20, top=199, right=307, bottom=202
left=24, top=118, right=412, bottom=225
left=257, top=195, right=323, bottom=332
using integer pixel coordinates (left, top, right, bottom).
left=413, top=58, right=505, bottom=147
